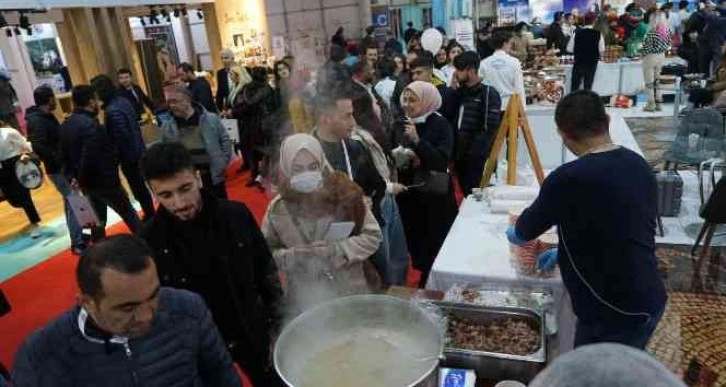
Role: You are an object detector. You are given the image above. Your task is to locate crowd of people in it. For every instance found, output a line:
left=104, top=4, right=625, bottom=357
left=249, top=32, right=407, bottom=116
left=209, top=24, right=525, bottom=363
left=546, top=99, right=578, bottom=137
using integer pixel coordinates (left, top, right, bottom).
left=0, top=12, right=683, bottom=387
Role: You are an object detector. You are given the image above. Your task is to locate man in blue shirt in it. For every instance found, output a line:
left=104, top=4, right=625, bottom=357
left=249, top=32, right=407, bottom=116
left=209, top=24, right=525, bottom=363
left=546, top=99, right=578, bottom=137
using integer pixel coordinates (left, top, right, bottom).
left=507, top=90, right=667, bottom=349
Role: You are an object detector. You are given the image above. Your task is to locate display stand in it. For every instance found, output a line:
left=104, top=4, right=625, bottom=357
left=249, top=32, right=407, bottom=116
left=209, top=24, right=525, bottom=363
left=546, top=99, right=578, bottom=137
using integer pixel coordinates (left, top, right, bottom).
left=480, top=94, right=545, bottom=186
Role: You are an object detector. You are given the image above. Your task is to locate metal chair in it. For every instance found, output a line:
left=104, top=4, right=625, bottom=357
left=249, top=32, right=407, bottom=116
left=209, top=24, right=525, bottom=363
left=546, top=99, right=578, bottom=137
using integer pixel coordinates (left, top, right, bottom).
left=663, top=107, right=725, bottom=171
left=691, top=176, right=726, bottom=271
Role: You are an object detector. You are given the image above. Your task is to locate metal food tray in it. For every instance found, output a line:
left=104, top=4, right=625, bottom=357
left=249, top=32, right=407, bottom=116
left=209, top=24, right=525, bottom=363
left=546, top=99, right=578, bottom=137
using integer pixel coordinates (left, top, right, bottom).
left=434, top=302, right=547, bottom=384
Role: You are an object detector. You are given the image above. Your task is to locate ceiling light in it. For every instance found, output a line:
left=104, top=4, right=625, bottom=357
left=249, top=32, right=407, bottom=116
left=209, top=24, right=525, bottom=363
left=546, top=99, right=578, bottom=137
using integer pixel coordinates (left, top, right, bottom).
left=173, top=8, right=180, bottom=17
left=13, top=26, right=20, bottom=35
left=197, top=9, right=203, bottom=19
left=5, top=29, right=11, bottom=37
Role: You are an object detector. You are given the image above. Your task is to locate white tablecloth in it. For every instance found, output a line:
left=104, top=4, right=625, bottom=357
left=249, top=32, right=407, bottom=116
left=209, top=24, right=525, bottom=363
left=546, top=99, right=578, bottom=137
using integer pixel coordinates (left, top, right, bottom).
left=562, top=58, right=686, bottom=96
left=426, top=196, right=577, bottom=356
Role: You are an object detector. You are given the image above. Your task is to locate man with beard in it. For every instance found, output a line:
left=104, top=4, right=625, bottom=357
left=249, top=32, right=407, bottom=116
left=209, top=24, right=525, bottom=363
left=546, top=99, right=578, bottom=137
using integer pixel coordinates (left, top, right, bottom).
left=60, top=85, right=141, bottom=239
left=447, top=51, right=502, bottom=195
left=177, top=62, right=216, bottom=113
left=139, top=142, right=283, bottom=387
left=12, top=235, right=240, bottom=386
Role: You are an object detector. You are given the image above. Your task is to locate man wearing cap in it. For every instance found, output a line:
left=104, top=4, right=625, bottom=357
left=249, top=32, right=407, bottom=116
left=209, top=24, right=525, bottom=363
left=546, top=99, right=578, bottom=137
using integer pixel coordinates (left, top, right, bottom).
left=567, top=12, right=605, bottom=91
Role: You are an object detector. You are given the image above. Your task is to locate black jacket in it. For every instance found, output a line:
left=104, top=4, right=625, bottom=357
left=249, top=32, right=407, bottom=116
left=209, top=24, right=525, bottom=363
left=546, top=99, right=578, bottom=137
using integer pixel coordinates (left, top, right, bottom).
left=25, top=106, right=63, bottom=174
left=215, top=68, right=232, bottom=112
left=315, top=132, right=386, bottom=223
left=140, top=193, right=283, bottom=352
left=448, top=83, right=502, bottom=159
left=117, top=84, right=154, bottom=120
left=12, top=288, right=240, bottom=387
left=104, top=96, right=146, bottom=164
left=547, top=22, right=568, bottom=54
left=188, top=77, right=216, bottom=113
left=59, top=109, right=120, bottom=190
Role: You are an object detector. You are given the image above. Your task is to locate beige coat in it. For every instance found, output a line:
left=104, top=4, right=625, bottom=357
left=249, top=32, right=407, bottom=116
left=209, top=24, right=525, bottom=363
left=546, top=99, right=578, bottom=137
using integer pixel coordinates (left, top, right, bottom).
left=261, top=195, right=382, bottom=293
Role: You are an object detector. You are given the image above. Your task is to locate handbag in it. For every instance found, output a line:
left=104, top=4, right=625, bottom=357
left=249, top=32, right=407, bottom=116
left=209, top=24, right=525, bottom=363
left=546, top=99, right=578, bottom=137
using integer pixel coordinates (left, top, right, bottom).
left=413, top=169, right=451, bottom=195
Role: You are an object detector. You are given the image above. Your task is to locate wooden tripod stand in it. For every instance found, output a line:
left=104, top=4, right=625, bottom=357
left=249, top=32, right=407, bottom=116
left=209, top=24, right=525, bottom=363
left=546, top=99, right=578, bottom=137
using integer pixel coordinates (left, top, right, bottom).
left=480, top=94, right=545, bottom=187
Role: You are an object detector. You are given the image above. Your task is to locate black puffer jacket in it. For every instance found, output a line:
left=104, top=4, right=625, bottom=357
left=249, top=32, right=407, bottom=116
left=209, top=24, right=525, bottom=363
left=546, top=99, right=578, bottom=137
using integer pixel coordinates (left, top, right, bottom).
left=25, top=106, right=63, bottom=174
left=447, top=83, right=502, bottom=159
left=140, top=193, right=283, bottom=354
left=12, top=288, right=240, bottom=387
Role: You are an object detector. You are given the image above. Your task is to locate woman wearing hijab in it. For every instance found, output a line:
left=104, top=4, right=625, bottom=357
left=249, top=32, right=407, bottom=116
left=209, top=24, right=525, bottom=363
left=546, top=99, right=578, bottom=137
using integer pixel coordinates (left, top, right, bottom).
left=261, top=134, right=382, bottom=295
left=0, top=122, right=42, bottom=238
left=393, top=81, right=458, bottom=287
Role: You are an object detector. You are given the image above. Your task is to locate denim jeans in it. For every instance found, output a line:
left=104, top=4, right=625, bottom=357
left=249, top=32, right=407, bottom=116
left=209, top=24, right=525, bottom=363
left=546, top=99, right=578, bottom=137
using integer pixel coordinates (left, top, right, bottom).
left=574, top=306, right=665, bottom=350
left=47, top=173, right=84, bottom=248
left=371, top=193, right=409, bottom=286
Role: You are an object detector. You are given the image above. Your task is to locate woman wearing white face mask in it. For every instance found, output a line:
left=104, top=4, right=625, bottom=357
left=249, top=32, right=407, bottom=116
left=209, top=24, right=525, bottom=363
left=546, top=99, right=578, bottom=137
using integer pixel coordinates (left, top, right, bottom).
left=261, top=133, right=382, bottom=294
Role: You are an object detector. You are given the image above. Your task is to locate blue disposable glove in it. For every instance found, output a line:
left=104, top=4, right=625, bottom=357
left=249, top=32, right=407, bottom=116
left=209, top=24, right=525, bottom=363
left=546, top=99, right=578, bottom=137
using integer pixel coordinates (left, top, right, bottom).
left=537, top=248, right=559, bottom=272
left=506, top=225, right=528, bottom=246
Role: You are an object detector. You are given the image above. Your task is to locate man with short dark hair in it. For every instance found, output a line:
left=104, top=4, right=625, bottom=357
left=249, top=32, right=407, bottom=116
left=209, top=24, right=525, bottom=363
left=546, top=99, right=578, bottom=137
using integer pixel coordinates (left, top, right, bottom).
left=12, top=234, right=240, bottom=386
left=138, top=142, right=283, bottom=387
left=448, top=51, right=502, bottom=195
left=506, top=91, right=667, bottom=350
left=117, top=68, right=155, bottom=120
left=479, top=30, right=526, bottom=111
left=351, top=61, right=387, bottom=148
left=91, top=74, right=155, bottom=220
left=177, top=62, right=216, bottom=113
left=26, top=85, right=85, bottom=254
left=409, top=53, right=452, bottom=119
left=160, top=84, right=231, bottom=198
left=567, top=12, right=605, bottom=91
left=60, top=85, right=141, bottom=238
left=363, top=44, right=379, bottom=74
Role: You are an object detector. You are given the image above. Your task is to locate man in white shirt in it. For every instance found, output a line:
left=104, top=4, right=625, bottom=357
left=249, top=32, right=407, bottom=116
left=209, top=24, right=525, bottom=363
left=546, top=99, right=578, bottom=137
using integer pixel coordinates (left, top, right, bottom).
left=478, top=30, right=526, bottom=111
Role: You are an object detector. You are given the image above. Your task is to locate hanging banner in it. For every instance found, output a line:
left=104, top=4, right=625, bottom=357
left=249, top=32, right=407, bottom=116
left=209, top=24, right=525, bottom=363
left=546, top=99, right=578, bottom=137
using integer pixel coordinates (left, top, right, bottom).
left=451, top=19, right=476, bottom=52
left=562, top=0, right=599, bottom=14
left=497, top=0, right=530, bottom=24
left=530, top=0, right=563, bottom=23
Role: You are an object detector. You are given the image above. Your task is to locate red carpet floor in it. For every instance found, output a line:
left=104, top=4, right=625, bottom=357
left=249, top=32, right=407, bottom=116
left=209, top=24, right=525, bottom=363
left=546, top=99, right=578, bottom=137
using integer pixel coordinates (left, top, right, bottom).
left=0, top=160, right=426, bottom=383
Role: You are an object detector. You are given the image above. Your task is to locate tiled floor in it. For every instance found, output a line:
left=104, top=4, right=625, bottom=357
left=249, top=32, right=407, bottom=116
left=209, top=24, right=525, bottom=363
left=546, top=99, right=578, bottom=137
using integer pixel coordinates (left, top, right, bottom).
left=650, top=245, right=726, bottom=385
left=627, top=113, right=726, bottom=385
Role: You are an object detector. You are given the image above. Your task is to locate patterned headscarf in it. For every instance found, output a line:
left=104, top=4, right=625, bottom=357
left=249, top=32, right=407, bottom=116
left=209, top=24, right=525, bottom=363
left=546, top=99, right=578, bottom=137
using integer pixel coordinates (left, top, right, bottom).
left=401, top=81, right=442, bottom=117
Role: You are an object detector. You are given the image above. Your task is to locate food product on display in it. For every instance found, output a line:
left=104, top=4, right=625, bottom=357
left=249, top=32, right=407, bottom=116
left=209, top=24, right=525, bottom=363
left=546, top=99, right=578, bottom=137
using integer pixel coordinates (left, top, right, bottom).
left=448, top=315, right=540, bottom=356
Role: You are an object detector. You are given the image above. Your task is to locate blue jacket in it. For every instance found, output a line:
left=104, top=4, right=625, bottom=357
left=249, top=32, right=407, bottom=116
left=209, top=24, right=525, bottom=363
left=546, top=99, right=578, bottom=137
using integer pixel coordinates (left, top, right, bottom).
left=160, top=106, right=231, bottom=185
left=12, top=288, right=240, bottom=387
left=59, top=109, right=120, bottom=190
left=105, top=96, right=146, bottom=164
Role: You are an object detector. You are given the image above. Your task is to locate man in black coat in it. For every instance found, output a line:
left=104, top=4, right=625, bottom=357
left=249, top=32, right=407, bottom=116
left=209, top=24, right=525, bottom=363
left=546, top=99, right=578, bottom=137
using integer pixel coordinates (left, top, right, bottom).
left=92, top=74, right=155, bottom=220
left=177, top=62, right=216, bottom=113
left=26, top=86, right=85, bottom=253
left=547, top=12, right=568, bottom=54
left=215, top=49, right=236, bottom=112
left=448, top=52, right=502, bottom=195
left=60, top=85, right=141, bottom=238
left=117, top=68, right=155, bottom=121
left=139, top=142, right=283, bottom=387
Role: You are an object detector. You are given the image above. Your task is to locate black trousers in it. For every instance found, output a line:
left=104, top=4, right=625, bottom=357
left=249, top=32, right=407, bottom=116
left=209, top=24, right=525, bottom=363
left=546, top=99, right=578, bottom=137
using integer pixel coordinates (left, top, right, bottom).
left=0, top=155, right=40, bottom=224
left=86, top=185, right=141, bottom=239
left=198, top=167, right=228, bottom=199
left=698, top=48, right=714, bottom=77
left=571, top=62, right=598, bottom=92
left=120, top=161, right=155, bottom=219
left=455, top=154, right=487, bottom=196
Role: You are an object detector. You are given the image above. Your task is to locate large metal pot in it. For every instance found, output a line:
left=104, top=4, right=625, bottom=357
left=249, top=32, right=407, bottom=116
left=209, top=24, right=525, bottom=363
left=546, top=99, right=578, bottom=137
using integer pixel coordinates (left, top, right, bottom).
left=274, top=294, right=444, bottom=387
